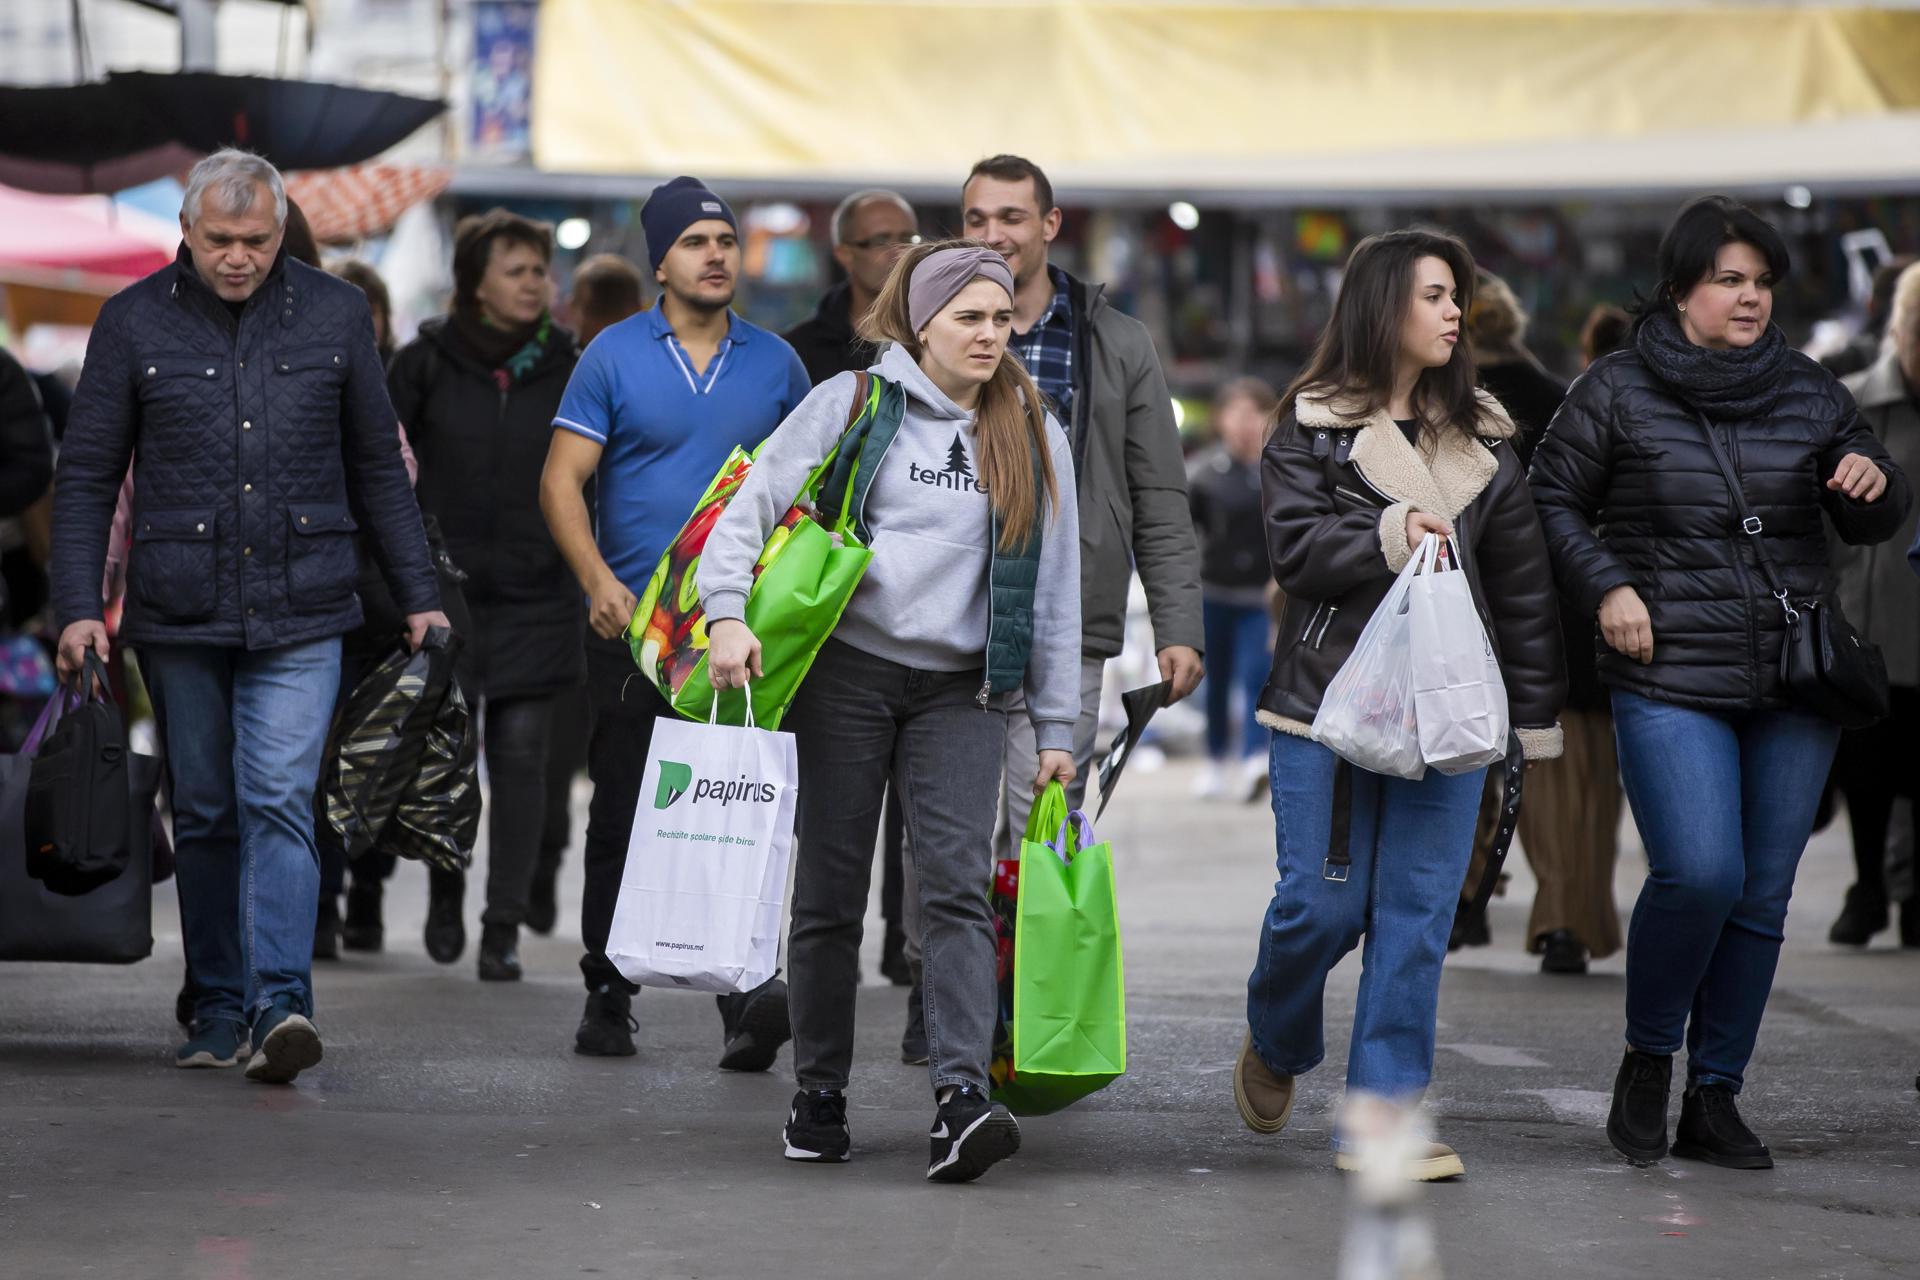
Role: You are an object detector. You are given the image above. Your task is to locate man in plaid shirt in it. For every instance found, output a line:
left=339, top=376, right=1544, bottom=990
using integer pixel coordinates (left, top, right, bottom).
left=959, top=153, right=1205, bottom=844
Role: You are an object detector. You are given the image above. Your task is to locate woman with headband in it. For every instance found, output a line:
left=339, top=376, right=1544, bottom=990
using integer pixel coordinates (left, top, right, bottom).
left=698, top=239, right=1080, bottom=1182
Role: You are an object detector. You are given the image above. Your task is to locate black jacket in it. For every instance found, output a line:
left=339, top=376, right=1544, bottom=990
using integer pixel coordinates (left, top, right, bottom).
left=0, top=347, right=53, bottom=518
left=53, top=247, right=438, bottom=648
left=386, top=316, right=584, bottom=698
left=783, top=282, right=877, bottom=387
left=1256, top=388, right=1566, bottom=759
left=1476, top=355, right=1567, bottom=466
left=1529, top=348, right=1911, bottom=712
left=1186, top=444, right=1268, bottom=594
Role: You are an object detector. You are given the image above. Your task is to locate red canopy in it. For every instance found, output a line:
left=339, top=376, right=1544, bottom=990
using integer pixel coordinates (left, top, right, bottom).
left=0, top=184, right=179, bottom=280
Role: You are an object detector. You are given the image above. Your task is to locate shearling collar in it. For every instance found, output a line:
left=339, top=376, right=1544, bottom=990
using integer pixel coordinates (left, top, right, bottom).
left=1295, top=386, right=1516, bottom=519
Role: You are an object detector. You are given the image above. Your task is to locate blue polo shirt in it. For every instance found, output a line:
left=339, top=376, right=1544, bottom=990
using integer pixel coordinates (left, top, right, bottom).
left=553, top=306, right=812, bottom=593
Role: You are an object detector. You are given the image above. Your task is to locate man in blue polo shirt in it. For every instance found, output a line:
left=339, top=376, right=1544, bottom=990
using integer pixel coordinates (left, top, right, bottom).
left=541, top=176, right=811, bottom=1064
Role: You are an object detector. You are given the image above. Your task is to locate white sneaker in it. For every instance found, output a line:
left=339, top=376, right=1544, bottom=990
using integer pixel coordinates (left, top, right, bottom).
left=1191, top=761, right=1228, bottom=798
left=1241, top=755, right=1270, bottom=803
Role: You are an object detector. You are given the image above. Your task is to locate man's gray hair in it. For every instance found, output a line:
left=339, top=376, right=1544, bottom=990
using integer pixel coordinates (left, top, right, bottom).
left=830, top=189, right=915, bottom=246
left=182, top=148, right=287, bottom=226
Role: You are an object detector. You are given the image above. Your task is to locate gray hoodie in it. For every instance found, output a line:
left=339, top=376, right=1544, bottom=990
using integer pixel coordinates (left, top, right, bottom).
left=698, top=343, right=1082, bottom=751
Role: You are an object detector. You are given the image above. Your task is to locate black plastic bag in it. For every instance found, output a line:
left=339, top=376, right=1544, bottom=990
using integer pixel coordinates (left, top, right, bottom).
left=323, top=627, right=478, bottom=873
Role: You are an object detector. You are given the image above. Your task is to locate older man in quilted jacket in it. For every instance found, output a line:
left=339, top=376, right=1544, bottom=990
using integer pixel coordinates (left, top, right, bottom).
left=52, top=149, right=447, bottom=1083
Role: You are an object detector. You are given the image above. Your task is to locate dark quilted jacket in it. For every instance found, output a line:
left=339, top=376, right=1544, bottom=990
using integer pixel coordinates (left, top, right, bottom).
left=53, top=247, right=439, bottom=649
left=385, top=316, right=584, bottom=699
left=1528, top=347, right=1911, bottom=711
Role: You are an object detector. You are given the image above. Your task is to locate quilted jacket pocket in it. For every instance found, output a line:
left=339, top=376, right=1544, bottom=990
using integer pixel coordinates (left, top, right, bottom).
left=129, top=508, right=217, bottom=623
left=286, top=502, right=358, bottom=612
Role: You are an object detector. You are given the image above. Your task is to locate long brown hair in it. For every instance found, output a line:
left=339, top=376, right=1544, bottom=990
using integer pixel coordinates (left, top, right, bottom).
left=1279, top=228, right=1481, bottom=440
left=860, top=238, right=1059, bottom=549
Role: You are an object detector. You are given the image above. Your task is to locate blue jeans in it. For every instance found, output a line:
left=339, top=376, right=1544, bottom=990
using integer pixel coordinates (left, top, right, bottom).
left=142, top=638, right=342, bottom=1030
left=1246, top=731, right=1486, bottom=1099
left=1611, top=690, right=1840, bottom=1092
left=1202, top=598, right=1270, bottom=761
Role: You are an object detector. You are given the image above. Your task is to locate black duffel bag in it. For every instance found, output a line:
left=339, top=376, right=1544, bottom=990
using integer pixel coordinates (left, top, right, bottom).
left=1, top=685, right=160, bottom=962
left=25, top=654, right=131, bottom=895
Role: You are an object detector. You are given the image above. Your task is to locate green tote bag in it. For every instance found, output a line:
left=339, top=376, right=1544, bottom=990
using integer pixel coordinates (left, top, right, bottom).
left=628, top=375, right=880, bottom=729
left=991, top=782, right=1128, bottom=1114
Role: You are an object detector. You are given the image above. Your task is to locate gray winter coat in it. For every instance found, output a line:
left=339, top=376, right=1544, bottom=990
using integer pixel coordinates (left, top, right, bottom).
left=1837, top=353, right=1920, bottom=687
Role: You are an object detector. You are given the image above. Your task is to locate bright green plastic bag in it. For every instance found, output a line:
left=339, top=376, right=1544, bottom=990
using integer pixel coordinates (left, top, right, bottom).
left=989, top=781, right=1128, bottom=1114
left=627, top=377, right=879, bottom=729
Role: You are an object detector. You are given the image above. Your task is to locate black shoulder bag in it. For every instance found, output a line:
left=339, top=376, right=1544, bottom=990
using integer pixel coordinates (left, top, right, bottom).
left=1691, top=411, right=1890, bottom=729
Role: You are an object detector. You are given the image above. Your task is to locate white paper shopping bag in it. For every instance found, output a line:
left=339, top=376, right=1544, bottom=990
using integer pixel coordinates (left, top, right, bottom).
left=606, top=697, right=798, bottom=994
left=1407, top=537, right=1509, bottom=775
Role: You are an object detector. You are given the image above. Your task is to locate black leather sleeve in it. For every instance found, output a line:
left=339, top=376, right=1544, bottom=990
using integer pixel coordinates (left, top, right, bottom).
left=1261, top=422, right=1395, bottom=601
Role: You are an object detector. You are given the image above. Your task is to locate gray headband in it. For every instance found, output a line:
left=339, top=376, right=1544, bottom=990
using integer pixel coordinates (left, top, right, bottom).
left=907, top=247, right=1015, bottom=333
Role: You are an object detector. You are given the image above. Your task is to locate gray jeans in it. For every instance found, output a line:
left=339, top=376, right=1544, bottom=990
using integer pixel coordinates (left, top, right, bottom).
left=902, top=655, right=1106, bottom=965
left=784, top=639, right=1007, bottom=1095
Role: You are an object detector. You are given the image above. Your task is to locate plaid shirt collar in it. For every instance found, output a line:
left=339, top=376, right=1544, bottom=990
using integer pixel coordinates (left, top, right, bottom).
left=1012, top=264, right=1075, bottom=425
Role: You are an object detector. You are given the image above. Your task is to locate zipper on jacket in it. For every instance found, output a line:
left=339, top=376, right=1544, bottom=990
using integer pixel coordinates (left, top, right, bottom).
left=1311, top=605, right=1340, bottom=649
left=1299, top=602, right=1325, bottom=649
left=1333, top=484, right=1380, bottom=508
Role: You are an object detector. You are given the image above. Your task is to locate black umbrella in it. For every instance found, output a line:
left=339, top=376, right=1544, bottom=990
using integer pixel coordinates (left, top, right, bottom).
left=0, top=71, right=445, bottom=195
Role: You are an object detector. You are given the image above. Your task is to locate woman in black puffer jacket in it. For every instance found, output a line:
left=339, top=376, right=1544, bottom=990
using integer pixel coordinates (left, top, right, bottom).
left=1530, top=197, right=1911, bottom=1173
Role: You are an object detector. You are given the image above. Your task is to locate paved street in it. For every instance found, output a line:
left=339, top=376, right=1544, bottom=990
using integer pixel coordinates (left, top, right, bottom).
left=3, top=757, right=1917, bottom=1279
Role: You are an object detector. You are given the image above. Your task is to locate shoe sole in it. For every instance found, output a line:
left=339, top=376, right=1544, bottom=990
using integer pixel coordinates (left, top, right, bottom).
left=1334, top=1151, right=1465, bottom=1181
left=175, top=1041, right=250, bottom=1070
left=901, top=1053, right=930, bottom=1066
left=1606, top=1120, right=1669, bottom=1165
left=1671, top=1140, right=1773, bottom=1170
left=719, top=987, right=791, bottom=1073
left=783, top=1141, right=851, bottom=1163
left=244, top=1016, right=322, bottom=1084
left=477, top=962, right=523, bottom=982
left=1233, top=1035, right=1294, bottom=1134
left=573, top=1037, right=638, bottom=1057
left=927, top=1110, right=1021, bottom=1183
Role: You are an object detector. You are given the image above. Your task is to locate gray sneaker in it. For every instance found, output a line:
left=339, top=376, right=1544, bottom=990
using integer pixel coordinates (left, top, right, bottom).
left=175, top=1019, right=250, bottom=1069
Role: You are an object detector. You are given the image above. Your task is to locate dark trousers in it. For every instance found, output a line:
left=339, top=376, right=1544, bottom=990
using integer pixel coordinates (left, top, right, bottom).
left=785, top=639, right=1006, bottom=1094
left=580, top=632, right=670, bottom=993
left=476, top=694, right=556, bottom=927
left=539, top=683, right=592, bottom=882
left=1835, top=685, right=1920, bottom=905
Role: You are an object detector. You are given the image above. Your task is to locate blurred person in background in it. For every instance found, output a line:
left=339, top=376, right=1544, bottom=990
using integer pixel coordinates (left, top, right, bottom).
left=1580, top=304, right=1634, bottom=366
left=1188, top=376, right=1277, bottom=802
left=1238, top=229, right=1565, bottom=1181
left=525, top=252, right=648, bottom=940
left=784, top=190, right=919, bottom=385
left=1829, top=260, right=1920, bottom=948
left=329, top=259, right=396, bottom=365
left=1531, top=196, right=1908, bottom=1170
left=1822, top=256, right=1917, bottom=380
left=541, top=176, right=807, bottom=1063
left=386, top=209, right=584, bottom=982
left=0, top=347, right=55, bottom=748
left=1449, top=271, right=1576, bottom=956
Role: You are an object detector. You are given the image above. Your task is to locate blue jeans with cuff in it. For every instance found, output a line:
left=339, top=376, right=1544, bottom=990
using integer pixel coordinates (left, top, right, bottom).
left=1246, top=729, right=1486, bottom=1100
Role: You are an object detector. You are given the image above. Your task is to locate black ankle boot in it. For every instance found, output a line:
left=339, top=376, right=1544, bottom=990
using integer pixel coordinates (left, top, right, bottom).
left=424, top=868, right=466, bottom=964
left=1828, top=883, right=1888, bottom=946
left=1539, top=929, right=1588, bottom=975
left=477, top=922, right=522, bottom=982
left=526, top=861, right=560, bottom=936
left=1672, top=1083, right=1772, bottom=1169
left=342, top=880, right=385, bottom=952
left=1900, top=898, right=1920, bottom=950
left=1448, top=900, right=1490, bottom=952
left=312, top=895, right=341, bottom=961
left=1607, top=1048, right=1672, bottom=1163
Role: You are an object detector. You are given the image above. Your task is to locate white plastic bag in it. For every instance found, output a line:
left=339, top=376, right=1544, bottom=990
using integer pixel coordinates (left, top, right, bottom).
left=607, top=690, right=797, bottom=993
left=1311, top=539, right=1430, bottom=780
left=1409, top=536, right=1510, bottom=775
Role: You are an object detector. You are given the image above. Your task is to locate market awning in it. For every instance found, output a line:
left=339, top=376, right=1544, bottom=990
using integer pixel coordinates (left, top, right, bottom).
left=0, top=184, right=178, bottom=279
left=530, top=2, right=1920, bottom=196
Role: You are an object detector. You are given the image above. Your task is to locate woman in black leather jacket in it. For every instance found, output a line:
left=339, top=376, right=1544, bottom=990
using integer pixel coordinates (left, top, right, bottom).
left=1530, top=196, right=1910, bottom=1173
left=1232, top=229, right=1565, bottom=1181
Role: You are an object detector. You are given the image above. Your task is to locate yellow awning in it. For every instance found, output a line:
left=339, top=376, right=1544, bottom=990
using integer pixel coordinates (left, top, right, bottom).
left=531, top=3, right=1920, bottom=193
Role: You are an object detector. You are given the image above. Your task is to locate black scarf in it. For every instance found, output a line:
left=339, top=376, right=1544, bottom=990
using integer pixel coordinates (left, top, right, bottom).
left=450, top=309, right=553, bottom=384
left=1634, top=308, right=1790, bottom=420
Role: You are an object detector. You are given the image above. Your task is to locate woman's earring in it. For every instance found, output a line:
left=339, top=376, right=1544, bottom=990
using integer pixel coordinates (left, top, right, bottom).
left=1676, top=304, right=1687, bottom=313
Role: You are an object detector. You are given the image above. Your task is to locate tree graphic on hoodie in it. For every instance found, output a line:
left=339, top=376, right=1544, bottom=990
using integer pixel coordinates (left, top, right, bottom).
left=946, top=434, right=973, bottom=480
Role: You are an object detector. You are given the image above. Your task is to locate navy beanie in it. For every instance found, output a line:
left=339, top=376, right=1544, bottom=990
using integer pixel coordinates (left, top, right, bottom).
left=641, top=176, right=737, bottom=270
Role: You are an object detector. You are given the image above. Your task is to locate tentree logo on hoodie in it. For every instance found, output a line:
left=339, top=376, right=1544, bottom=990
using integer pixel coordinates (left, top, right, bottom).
left=909, top=433, right=988, bottom=495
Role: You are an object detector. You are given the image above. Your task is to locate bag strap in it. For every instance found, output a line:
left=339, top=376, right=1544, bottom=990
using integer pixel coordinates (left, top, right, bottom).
left=1689, top=410, right=1799, bottom=624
